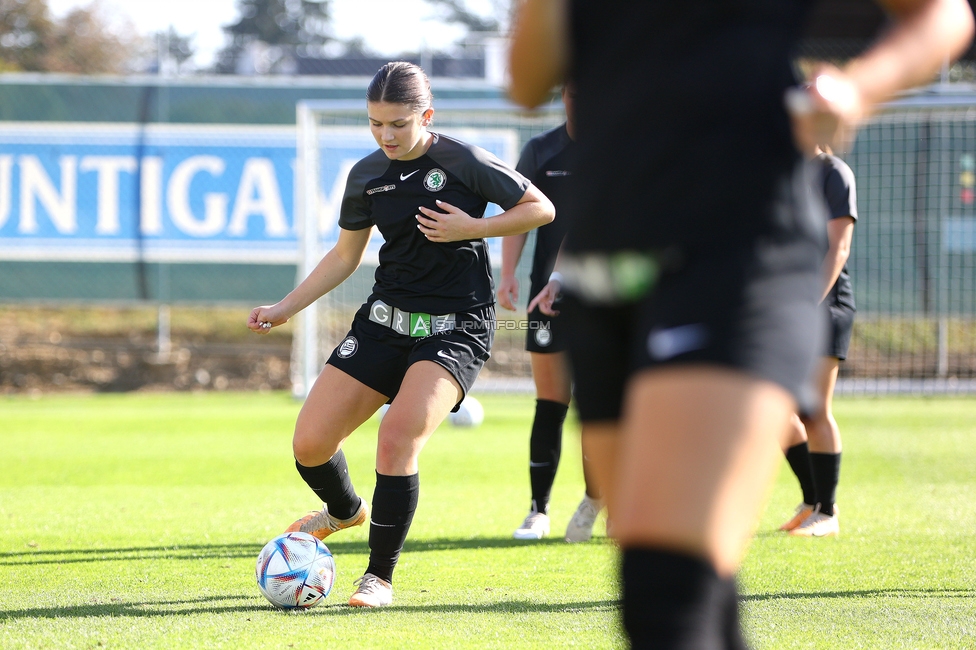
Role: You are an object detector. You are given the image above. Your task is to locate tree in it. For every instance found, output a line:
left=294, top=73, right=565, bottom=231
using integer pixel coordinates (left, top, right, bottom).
left=423, top=0, right=511, bottom=34
left=154, top=26, right=195, bottom=74
left=216, top=0, right=333, bottom=74
left=0, top=0, right=53, bottom=72
left=0, top=0, right=143, bottom=74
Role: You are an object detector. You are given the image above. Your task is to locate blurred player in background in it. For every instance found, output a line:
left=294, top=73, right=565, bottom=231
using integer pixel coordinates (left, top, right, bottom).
left=498, top=85, right=605, bottom=543
left=509, top=0, right=972, bottom=647
left=248, top=61, right=553, bottom=608
left=780, top=145, right=857, bottom=538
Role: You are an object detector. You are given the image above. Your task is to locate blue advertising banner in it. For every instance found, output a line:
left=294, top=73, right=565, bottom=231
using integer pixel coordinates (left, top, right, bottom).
left=0, top=123, right=518, bottom=265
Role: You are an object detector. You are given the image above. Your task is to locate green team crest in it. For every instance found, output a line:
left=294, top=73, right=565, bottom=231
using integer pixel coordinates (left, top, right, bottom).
left=424, top=168, right=447, bottom=192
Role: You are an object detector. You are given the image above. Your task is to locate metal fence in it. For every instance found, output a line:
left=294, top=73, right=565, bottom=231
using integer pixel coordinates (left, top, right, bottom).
left=3, top=75, right=976, bottom=394
left=839, top=89, right=976, bottom=393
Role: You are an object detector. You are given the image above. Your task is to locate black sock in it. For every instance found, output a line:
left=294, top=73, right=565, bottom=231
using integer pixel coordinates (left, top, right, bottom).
left=810, top=452, right=841, bottom=516
left=529, top=399, right=569, bottom=513
left=294, top=451, right=359, bottom=520
left=622, top=548, right=742, bottom=650
left=721, top=577, right=749, bottom=650
left=784, top=442, right=816, bottom=506
left=366, top=472, right=420, bottom=585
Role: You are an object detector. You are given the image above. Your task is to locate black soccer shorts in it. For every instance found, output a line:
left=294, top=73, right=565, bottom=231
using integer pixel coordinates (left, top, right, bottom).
left=562, top=238, right=825, bottom=422
left=326, top=298, right=494, bottom=409
left=524, top=282, right=567, bottom=354
left=825, top=302, right=855, bottom=361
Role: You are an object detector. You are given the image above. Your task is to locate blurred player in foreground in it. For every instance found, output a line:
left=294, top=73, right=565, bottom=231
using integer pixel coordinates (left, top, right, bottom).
left=498, top=85, right=605, bottom=542
left=249, top=61, right=553, bottom=608
left=781, top=145, right=858, bottom=538
left=509, top=0, right=972, bottom=647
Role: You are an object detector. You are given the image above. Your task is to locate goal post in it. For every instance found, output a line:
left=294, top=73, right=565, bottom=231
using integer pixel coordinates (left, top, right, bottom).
left=293, top=99, right=566, bottom=399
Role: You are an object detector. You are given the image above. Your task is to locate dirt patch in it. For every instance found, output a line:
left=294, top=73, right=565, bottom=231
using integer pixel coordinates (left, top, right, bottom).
left=0, top=304, right=532, bottom=395
left=0, top=305, right=292, bottom=395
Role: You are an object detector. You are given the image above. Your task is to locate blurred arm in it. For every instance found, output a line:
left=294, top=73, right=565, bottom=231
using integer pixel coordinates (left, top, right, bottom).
left=508, top=0, right=570, bottom=108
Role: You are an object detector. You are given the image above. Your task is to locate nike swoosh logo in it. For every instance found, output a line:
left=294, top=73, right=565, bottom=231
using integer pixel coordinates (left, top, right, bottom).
left=400, top=170, right=419, bottom=180
left=647, top=323, right=709, bottom=360
left=436, top=350, right=454, bottom=361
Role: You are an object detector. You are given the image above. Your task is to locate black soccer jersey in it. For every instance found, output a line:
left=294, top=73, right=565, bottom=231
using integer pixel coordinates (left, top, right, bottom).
left=516, top=124, right=576, bottom=294
left=339, top=132, right=531, bottom=314
left=564, top=0, right=823, bottom=255
left=819, top=152, right=858, bottom=310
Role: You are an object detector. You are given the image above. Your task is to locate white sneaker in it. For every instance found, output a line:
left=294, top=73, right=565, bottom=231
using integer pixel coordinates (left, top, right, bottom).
left=348, top=573, right=393, bottom=608
left=779, top=502, right=815, bottom=532
left=565, top=495, right=602, bottom=543
left=789, top=505, right=839, bottom=538
left=513, top=510, right=550, bottom=540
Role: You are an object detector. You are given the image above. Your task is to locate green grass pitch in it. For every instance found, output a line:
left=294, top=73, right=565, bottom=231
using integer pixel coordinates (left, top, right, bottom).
left=1, top=392, right=974, bottom=649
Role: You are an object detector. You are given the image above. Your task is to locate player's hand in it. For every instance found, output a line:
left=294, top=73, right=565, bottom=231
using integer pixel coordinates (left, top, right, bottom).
left=247, top=305, right=288, bottom=334
left=785, top=65, right=864, bottom=154
left=527, top=279, right=560, bottom=317
left=497, top=274, right=519, bottom=311
left=416, top=200, right=485, bottom=242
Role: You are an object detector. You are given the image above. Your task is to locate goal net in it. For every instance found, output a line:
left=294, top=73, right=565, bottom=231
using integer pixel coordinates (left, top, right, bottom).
left=293, top=99, right=565, bottom=398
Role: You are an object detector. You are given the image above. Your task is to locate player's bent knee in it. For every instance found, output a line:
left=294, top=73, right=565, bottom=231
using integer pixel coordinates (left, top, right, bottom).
left=292, top=426, right=341, bottom=467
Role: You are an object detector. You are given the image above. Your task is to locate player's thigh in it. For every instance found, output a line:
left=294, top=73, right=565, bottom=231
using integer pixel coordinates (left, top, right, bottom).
left=614, top=365, right=794, bottom=577
left=294, top=364, right=388, bottom=465
left=529, top=351, right=572, bottom=404
left=377, top=360, right=463, bottom=475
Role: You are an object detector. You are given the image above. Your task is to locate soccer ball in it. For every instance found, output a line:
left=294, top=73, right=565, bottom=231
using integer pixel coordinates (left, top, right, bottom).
left=255, top=532, right=336, bottom=610
left=448, top=395, right=484, bottom=427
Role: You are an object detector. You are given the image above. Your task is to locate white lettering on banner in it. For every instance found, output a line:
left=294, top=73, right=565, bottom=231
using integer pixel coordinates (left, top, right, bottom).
left=79, top=156, right=138, bottom=235
left=167, top=155, right=227, bottom=237
left=140, top=156, right=164, bottom=235
left=0, top=156, right=11, bottom=230
left=19, top=155, right=77, bottom=234
left=228, top=158, right=288, bottom=237
left=318, top=159, right=357, bottom=236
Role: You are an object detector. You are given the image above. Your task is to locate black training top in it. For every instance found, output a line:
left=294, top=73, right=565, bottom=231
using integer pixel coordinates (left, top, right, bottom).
left=564, top=0, right=823, bottom=255
left=515, top=123, right=576, bottom=295
left=339, top=132, right=531, bottom=314
left=819, top=152, right=858, bottom=310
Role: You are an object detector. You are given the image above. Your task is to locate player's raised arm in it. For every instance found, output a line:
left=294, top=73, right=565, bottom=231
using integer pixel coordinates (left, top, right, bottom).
left=508, top=0, right=569, bottom=108
left=247, top=227, right=372, bottom=333
left=789, top=0, right=974, bottom=151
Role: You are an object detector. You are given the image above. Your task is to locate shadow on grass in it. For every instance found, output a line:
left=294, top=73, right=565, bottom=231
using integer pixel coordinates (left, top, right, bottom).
left=743, top=588, right=976, bottom=601
left=1, top=536, right=612, bottom=567
left=0, top=594, right=618, bottom=621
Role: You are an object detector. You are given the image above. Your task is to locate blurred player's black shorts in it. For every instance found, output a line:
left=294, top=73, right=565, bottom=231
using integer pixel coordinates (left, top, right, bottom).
left=825, top=302, right=855, bottom=361
left=524, top=281, right=567, bottom=354
left=327, top=298, right=493, bottom=410
left=562, top=238, right=824, bottom=421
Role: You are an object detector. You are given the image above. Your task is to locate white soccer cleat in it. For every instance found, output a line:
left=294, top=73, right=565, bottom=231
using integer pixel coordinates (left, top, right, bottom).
left=348, top=573, right=393, bottom=608
left=789, top=506, right=839, bottom=537
left=513, top=509, right=550, bottom=540
left=565, top=495, right=603, bottom=543
left=779, top=502, right=816, bottom=532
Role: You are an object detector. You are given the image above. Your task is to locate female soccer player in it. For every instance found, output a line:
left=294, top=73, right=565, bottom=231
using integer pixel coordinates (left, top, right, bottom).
left=248, top=61, right=554, bottom=608
left=509, top=0, right=972, bottom=647
left=498, top=85, right=604, bottom=542
left=780, top=146, right=858, bottom=538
